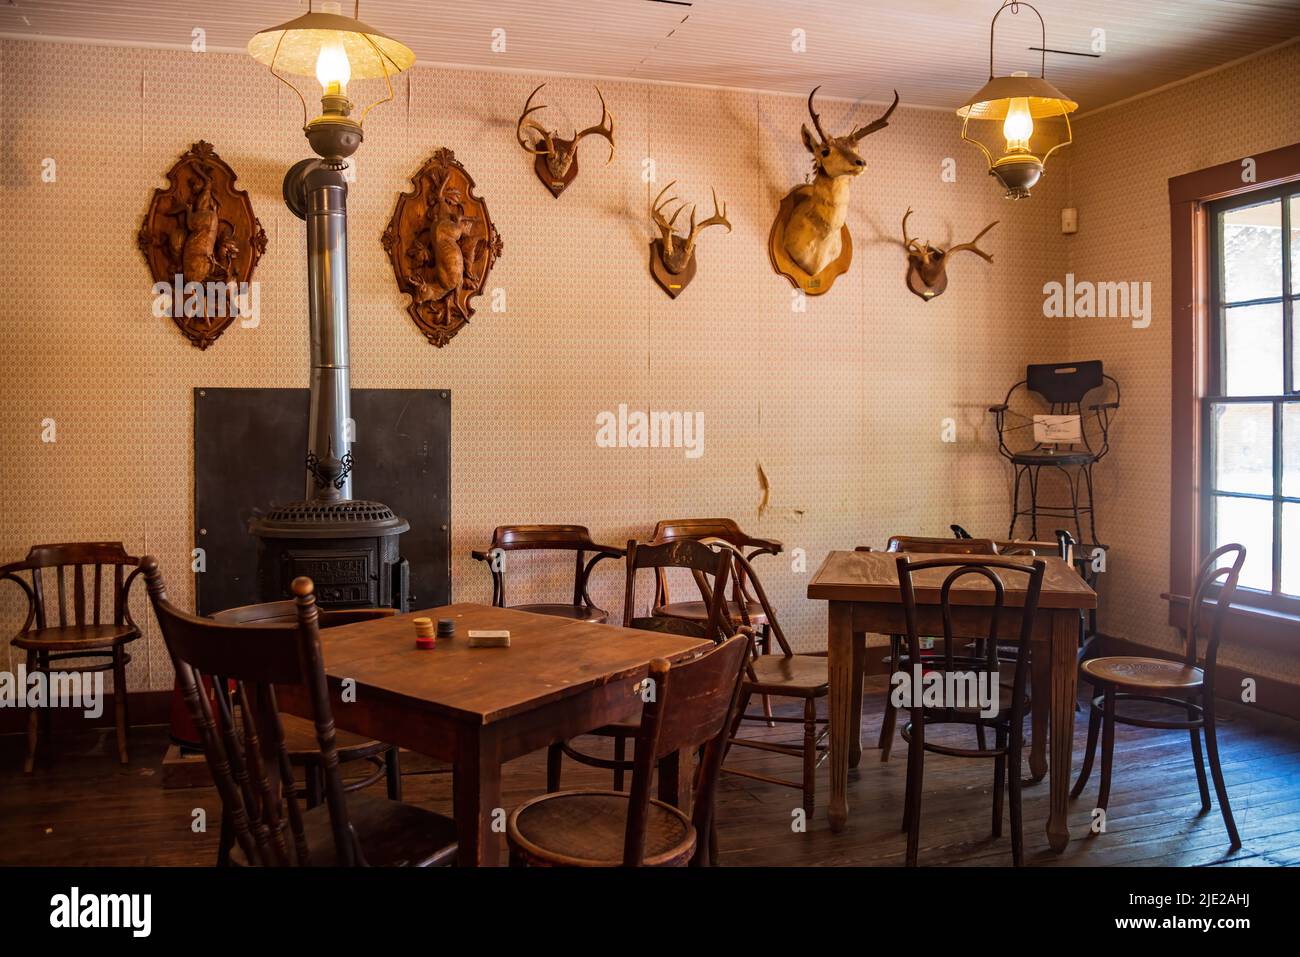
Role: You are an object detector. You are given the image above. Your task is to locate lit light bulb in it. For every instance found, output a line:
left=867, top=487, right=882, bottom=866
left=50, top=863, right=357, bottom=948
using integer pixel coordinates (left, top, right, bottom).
left=316, top=38, right=351, bottom=96
left=1002, top=97, right=1033, bottom=152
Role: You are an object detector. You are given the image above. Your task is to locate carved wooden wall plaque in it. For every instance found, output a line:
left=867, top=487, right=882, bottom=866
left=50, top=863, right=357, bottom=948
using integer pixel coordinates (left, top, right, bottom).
left=383, top=148, right=503, bottom=347
left=138, top=141, right=266, bottom=349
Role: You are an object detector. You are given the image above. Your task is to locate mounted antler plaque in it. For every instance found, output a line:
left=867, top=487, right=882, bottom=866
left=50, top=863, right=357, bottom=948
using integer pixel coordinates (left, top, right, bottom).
left=138, top=141, right=266, bottom=349
left=649, top=181, right=731, bottom=299
left=383, top=148, right=503, bottom=348
left=516, top=83, right=615, bottom=198
left=901, top=208, right=997, bottom=301
left=769, top=86, right=898, bottom=296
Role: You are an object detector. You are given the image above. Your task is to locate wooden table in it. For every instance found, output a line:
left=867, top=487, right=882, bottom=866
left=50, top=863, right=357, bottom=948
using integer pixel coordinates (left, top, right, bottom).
left=276, top=602, right=711, bottom=866
left=807, top=550, right=1096, bottom=852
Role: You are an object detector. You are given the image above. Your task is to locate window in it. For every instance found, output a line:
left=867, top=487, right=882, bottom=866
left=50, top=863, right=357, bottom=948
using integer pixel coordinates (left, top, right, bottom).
left=1204, top=184, right=1300, bottom=609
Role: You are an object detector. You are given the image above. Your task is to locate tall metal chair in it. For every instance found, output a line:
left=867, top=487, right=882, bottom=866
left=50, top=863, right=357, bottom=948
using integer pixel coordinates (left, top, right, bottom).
left=989, top=361, right=1119, bottom=546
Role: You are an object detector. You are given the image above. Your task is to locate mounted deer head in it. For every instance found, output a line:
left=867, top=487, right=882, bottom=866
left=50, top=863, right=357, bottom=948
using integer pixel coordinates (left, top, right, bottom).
left=901, top=207, right=997, bottom=301
left=649, top=181, right=731, bottom=298
left=769, top=86, right=899, bottom=294
left=516, top=83, right=615, bottom=198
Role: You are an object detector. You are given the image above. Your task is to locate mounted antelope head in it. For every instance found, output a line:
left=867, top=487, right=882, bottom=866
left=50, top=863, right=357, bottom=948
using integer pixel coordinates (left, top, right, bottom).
left=516, top=83, right=615, bottom=197
left=648, top=181, right=731, bottom=298
left=901, top=207, right=998, bottom=301
left=769, top=85, right=899, bottom=294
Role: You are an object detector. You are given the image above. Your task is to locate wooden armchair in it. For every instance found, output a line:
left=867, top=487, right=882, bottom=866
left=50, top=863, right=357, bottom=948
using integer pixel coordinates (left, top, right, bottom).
left=1, top=542, right=144, bottom=772
left=471, top=524, right=624, bottom=623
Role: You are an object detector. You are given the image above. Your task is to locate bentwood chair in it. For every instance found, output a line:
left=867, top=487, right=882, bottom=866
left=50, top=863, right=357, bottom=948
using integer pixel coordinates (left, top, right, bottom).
left=508, top=631, right=750, bottom=867
left=1072, top=543, right=1246, bottom=848
left=896, top=555, right=1047, bottom=866
left=471, top=525, right=624, bottom=623
left=144, top=559, right=458, bottom=867
left=210, top=600, right=402, bottom=866
left=877, top=535, right=1000, bottom=762
left=710, top=543, right=830, bottom=815
left=989, top=360, right=1120, bottom=546
left=548, top=538, right=733, bottom=793
left=1, top=543, right=144, bottom=772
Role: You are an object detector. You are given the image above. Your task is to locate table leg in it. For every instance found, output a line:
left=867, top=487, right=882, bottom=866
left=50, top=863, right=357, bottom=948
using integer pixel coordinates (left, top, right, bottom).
left=454, top=727, right=503, bottom=867
left=1047, top=610, right=1078, bottom=852
left=1029, top=632, right=1050, bottom=783
left=827, top=601, right=855, bottom=832
left=849, top=629, right=866, bottom=769
left=658, top=748, right=694, bottom=816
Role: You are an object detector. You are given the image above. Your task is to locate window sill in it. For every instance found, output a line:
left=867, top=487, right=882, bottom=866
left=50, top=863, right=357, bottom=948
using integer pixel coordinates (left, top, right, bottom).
left=1163, top=592, right=1300, bottom=650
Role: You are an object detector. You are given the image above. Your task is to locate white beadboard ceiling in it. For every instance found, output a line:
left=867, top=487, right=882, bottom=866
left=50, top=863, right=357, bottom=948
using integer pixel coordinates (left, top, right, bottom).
left=2, top=0, right=1299, bottom=112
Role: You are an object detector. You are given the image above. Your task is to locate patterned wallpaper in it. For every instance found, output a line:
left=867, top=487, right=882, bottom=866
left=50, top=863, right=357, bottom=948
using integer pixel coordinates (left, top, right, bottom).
left=1068, top=41, right=1300, bottom=684
left=3, top=38, right=1067, bottom=692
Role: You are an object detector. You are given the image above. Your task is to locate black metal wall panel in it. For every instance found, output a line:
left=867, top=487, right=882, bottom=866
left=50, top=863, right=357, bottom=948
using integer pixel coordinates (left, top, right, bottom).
left=193, top=388, right=451, bottom=616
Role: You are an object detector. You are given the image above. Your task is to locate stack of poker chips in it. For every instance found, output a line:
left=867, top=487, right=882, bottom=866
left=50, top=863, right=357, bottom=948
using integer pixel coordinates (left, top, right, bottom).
left=437, top=619, right=456, bottom=640
left=413, top=617, right=436, bottom=649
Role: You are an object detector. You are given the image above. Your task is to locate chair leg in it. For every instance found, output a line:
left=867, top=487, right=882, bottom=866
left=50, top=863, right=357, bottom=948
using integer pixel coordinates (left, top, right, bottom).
left=878, top=635, right=900, bottom=761
left=1083, top=463, right=1100, bottom=545
left=1028, top=466, right=1041, bottom=539
left=217, top=809, right=234, bottom=867
left=24, top=649, right=39, bottom=773
left=1009, top=730, right=1025, bottom=867
left=992, top=725, right=1006, bottom=838
left=304, top=765, right=323, bottom=810
left=112, top=648, right=129, bottom=764
left=546, top=743, right=563, bottom=793
left=802, top=697, right=817, bottom=816
left=1188, top=705, right=1210, bottom=813
left=761, top=626, right=775, bottom=728
left=1009, top=466, right=1024, bottom=539
left=1096, top=687, right=1116, bottom=812
left=613, top=735, right=627, bottom=791
left=385, top=746, right=402, bottom=801
left=1202, top=693, right=1241, bottom=848
left=904, top=717, right=924, bottom=866
left=38, top=650, right=54, bottom=765
left=1072, top=694, right=1102, bottom=798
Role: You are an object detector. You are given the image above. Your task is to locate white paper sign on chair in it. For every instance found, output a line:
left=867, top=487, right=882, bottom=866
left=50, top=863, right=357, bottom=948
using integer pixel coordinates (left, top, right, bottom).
left=1033, top=414, right=1083, bottom=445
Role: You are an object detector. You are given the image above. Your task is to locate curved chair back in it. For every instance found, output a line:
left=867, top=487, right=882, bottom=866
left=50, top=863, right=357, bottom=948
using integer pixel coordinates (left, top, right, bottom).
left=212, top=599, right=396, bottom=629
left=624, top=539, right=732, bottom=641
left=1185, top=544, right=1247, bottom=677
left=650, top=518, right=780, bottom=610
left=470, top=524, right=623, bottom=610
left=886, top=535, right=1000, bottom=556
left=143, top=558, right=357, bottom=866
left=0, top=542, right=142, bottom=632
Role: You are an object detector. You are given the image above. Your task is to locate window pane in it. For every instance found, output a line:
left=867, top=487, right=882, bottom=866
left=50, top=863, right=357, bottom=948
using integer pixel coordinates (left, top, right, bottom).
left=1284, top=404, right=1300, bottom=498
left=1212, top=403, right=1272, bottom=494
left=1222, top=199, right=1282, bottom=302
left=1223, top=302, right=1283, bottom=396
left=1213, top=496, right=1272, bottom=592
left=1283, top=503, right=1300, bottom=597
left=1291, top=195, right=1299, bottom=295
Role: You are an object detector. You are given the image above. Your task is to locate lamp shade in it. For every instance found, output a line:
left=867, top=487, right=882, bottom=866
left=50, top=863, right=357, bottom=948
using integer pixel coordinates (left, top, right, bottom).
left=956, top=74, right=1078, bottom=121
left=247, top=10, right=415, bottom=82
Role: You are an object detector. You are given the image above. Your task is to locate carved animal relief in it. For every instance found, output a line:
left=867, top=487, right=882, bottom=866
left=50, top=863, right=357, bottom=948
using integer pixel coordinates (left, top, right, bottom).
left=901, top=208, right=997, bottom=301
left=138, top=141, right=266, bottom=349
left=516, top=83, right=615, bottom=197
left=383, top=148, right=503, bottom=347
left=649, top=181, right=731, bottom=299
left=769, top=86, right=898, bottom=296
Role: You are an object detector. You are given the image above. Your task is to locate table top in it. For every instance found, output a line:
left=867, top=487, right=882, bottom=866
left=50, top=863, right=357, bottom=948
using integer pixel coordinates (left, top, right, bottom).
left=311, top=602, right=712, bottom=725
left=807, top=550, right=1097, bottom=609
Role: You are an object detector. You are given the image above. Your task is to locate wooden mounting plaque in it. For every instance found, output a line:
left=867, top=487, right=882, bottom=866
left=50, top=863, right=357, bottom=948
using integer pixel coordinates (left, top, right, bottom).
left=768, top=186, right=852, bottom=297
left=382, top=148, right=503, bottom=348
left=138, top=141, right=266, bottom=350
left=649, top=239, right=697, bottom=299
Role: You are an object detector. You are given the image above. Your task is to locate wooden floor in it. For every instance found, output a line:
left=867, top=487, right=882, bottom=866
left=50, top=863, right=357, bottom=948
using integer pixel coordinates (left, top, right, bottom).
left=2, top=679, right=1298, bottom=867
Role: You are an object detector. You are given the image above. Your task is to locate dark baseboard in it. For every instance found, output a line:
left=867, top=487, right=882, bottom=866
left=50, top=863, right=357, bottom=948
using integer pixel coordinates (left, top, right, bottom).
left=0, top=690, right=172, bottom=735
left=1097, top=633, right=1300, bottom=722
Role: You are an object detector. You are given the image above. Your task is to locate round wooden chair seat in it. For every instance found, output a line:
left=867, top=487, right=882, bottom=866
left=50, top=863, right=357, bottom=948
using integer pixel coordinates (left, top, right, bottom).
left=13, top=623, right=139, bottom=651
left=1081, top=656, right=1203, bottom=691
left=507, top=789, right=695, bottom=867
left=655, top=600, right=767, bottom=628
left=509, top=602, right=608, bottom=623
left=747, top=654, right=828, bottom=696
left=278, top=712, right=388, bottom=763
left=231, top=792, right=458, bottom=867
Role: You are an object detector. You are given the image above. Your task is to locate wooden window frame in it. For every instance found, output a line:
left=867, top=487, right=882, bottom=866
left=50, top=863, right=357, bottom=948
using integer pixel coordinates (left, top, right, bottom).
left=1169, top=142, right=1300, bottom=646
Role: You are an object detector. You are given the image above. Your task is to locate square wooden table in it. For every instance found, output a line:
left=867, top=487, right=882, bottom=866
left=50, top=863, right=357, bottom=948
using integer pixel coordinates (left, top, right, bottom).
left=276, top=602, right=711, bottom=866
left=807, top=550, right=1096, bottom=852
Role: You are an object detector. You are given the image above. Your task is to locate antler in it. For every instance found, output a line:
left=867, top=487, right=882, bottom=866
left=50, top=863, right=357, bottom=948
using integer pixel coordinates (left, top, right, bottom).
left=651, top=181, right=687, bottom=256
left=849, top=89, right=900, bottom=141
left=516, top=83, right=555, bottom=156
left=945, top=220, right=999, bottom=262
left=901, top=207, right=926, bottom=255
left=682, top=188, right=731, bottom=260
left=572, top=86, right=615, bottom=165
left=806, top=85, right=829, bottom=145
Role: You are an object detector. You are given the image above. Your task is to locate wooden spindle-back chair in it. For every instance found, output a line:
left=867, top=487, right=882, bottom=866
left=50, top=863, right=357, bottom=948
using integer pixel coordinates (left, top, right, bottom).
left=470, top=524, right=624, bottom=623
